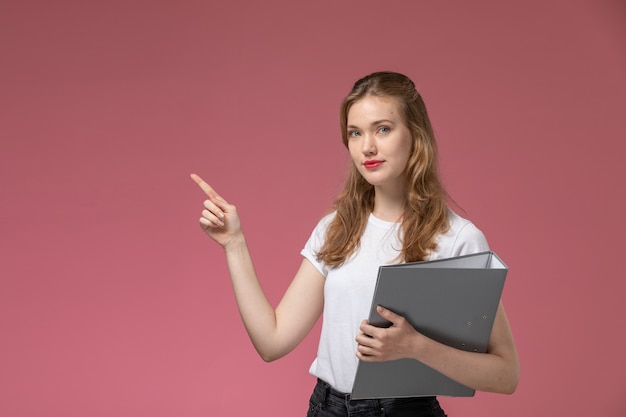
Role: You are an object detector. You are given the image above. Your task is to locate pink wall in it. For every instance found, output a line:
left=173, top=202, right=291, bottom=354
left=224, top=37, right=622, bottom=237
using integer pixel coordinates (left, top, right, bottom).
left=1, top=1, right=624, bottom=415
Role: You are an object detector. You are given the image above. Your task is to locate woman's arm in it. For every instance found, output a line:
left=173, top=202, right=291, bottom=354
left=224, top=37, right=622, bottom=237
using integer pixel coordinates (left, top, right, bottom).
left=355, top=301, right=519, bottom=394
left=192, top=174, right=325, bottom=362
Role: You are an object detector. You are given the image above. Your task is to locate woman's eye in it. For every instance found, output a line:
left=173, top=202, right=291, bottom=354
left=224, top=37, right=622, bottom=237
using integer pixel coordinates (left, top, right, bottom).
left=348, top=130, right=361, bottom=137
left=378, top=126, right=390, bottom=134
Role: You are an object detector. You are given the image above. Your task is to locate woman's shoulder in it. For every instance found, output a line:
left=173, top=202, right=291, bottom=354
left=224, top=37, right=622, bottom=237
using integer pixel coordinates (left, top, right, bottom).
left=446, top=209, right=484, bottom=238
left=432, top=209, right=490, bottom=259
left=304, top=211, right=337, bottom=242
left=314, top=211, right=337, bottom=230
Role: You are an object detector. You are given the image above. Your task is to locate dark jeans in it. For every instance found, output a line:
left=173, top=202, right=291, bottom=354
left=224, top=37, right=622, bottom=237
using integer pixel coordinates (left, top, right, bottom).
left=307, top=379, right=447, bottom=417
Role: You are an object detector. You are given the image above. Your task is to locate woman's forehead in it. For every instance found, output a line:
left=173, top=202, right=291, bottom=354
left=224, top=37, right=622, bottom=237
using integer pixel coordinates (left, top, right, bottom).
left=347, top=96, right=402, bottom=124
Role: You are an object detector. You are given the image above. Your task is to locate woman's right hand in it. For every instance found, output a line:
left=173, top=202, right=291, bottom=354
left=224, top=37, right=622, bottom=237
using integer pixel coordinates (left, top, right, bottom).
left=191, top=173, right=243, bottom=249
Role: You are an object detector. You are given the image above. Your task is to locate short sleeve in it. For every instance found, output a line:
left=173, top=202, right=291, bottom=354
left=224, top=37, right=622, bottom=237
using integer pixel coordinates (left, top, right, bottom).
left=451, top=221, right=490, bottom=257
left=300, top=213, right=335, bottom=277
left=430, top=210, right=491, bottom=260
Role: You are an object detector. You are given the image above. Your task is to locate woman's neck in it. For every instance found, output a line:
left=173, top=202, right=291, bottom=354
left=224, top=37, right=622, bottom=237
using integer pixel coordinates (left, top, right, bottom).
left=372, top=187, right=406, bottom=222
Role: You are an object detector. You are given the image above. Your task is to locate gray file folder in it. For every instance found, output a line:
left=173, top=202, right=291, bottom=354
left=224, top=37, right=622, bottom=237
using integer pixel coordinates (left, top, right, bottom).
left=351, top=251, right=507, bottom=399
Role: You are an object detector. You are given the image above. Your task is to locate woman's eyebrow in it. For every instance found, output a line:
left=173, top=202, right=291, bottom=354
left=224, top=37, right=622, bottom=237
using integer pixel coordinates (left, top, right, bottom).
left=347, top=119, right=395, bottom=129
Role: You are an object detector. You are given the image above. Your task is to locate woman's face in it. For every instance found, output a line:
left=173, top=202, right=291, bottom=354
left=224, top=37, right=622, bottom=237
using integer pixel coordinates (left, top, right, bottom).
left=347, top=95, right=413, bottom=193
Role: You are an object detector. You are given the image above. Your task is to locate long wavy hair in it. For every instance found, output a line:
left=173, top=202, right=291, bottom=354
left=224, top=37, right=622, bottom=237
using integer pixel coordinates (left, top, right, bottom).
left=316, top=71, right=450, bottom=267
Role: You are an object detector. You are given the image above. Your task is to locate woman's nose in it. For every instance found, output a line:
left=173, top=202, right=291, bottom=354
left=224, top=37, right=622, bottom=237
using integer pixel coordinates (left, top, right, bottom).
left=362, top=135, right=377, bottom=155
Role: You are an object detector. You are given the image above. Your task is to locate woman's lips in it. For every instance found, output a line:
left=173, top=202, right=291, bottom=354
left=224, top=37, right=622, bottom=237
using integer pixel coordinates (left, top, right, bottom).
left=364, top=160, right=383, bottom=169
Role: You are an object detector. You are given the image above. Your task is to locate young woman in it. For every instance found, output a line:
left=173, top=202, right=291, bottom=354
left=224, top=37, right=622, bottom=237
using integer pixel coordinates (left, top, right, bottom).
left=192, top=71, right=519, bottom=416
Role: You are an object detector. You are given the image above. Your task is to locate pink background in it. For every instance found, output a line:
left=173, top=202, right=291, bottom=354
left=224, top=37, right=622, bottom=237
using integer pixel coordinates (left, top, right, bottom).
left=1, top=1, right=625, bottom=416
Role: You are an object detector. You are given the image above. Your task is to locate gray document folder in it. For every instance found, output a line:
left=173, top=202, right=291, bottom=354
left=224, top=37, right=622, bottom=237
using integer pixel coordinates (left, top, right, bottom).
left=351, top=251, right=507, bottom=399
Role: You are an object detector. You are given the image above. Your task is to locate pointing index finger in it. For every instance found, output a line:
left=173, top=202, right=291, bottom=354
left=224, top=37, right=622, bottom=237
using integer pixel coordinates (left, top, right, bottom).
left=190, top=173, right=219, bottom=198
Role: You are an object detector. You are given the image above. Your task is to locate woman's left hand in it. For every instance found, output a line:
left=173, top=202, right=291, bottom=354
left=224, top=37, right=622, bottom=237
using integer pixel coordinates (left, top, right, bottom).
left=355, top=306, right=422, bottom=362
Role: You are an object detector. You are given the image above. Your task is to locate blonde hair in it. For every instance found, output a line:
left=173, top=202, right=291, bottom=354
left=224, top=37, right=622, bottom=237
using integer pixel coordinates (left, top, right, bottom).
left=317, top=72, right=450, bottom=267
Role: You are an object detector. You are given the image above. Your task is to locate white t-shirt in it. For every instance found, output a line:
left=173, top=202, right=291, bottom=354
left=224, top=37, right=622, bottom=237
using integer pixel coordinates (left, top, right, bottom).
left=300, top=209, right=489, bottom=393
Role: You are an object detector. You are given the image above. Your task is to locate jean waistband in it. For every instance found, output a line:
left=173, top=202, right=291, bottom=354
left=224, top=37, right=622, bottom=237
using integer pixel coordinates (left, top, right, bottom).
left=315, top=378, right=437, bottom=404
left=317, top=379, right=350, bottom=401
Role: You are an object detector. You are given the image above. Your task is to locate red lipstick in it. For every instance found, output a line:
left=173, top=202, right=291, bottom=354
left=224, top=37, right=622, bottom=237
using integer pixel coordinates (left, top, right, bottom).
left=364, top=160, right=383, bottom=169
